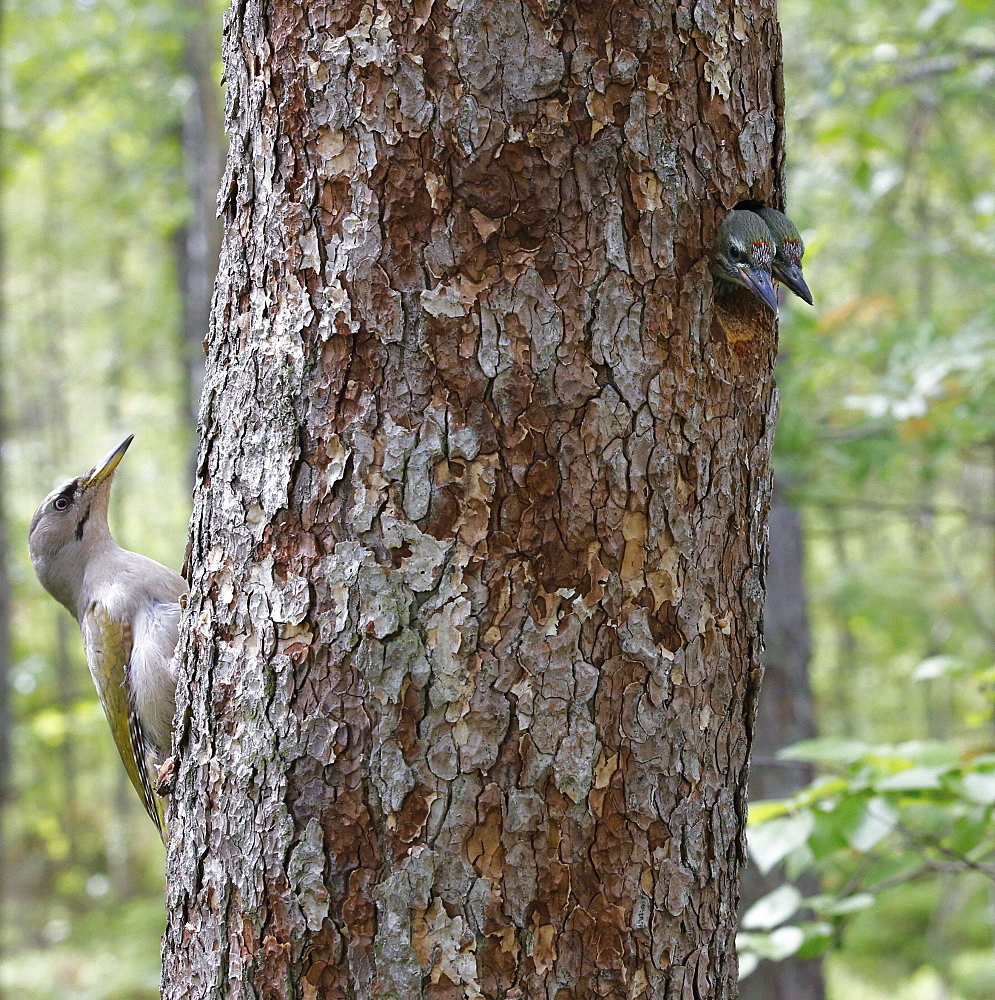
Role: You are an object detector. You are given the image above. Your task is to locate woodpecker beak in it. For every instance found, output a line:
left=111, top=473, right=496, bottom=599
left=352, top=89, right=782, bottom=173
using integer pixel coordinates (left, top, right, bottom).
left=739, top=266, right=779, bottom=313
left=83, top=435, right=134, bottom=489
left=776, top=262, right=813, bottom=305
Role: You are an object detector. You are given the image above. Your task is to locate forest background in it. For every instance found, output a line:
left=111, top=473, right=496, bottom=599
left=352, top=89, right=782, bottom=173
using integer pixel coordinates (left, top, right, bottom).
left=0, top=0, right=993, bottom=998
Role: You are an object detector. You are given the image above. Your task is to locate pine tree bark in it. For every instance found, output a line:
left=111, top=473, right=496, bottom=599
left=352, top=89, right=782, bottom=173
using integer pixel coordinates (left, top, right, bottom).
left=162, top=3, right=784, bottom=998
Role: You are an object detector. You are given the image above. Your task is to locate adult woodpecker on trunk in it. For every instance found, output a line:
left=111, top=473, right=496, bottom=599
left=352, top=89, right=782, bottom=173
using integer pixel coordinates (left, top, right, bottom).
left=756, top=207, right=813, bottom=305
left=28, top=436, right=184, bottom=837
left=710, top=209, right=778, bottom=312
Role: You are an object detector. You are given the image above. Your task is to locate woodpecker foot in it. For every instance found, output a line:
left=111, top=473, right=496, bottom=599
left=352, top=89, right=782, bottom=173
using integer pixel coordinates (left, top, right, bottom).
left=155, top=756, right=177, bottom=796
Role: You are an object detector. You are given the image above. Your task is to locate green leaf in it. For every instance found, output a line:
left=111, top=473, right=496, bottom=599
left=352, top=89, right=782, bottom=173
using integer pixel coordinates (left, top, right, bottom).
left=808, top=792, right=868, bottom=860
left=795, top=922, right=835, bottom=960
left=796, top=776, right=853, bottom=807
left=849, top=797, right=898, bottom=852
left=874, top=766, right=947, bottom=791
left=887, top=741, right=961, bottom=769
left=748, top=799, right=792, bottom=825
left=737, top=926, right=806, bottom=961
left=806, top=892, right=876, bottom=917
left=748, top=812, right=816, bottom=875
left=767, top=925, right=807, bottom=959
left=962, top=772, right=995, bottom=805
left=737, top=952, right=759, bottom=980
left=778, top=738, right=870, bottom=765
left=948, top=810, right=991, bottom=854
left=741, top=885, right=803, bottom=930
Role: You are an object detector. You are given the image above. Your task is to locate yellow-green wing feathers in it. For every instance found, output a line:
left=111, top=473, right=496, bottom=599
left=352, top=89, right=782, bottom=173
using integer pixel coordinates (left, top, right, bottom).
left=81, top=602, right=166, bottom=836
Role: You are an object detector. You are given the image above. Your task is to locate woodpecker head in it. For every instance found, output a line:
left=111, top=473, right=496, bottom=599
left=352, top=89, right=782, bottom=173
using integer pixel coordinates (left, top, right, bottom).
left=710, top=210, right=778, bottom=312
left=29, top=435, right=132, bottom=614
left=756, top=207, right=813, bottom=305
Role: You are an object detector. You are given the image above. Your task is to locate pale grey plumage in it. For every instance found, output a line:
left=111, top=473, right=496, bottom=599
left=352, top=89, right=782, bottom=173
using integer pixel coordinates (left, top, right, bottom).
left=28, top=436, right=184, bottom=835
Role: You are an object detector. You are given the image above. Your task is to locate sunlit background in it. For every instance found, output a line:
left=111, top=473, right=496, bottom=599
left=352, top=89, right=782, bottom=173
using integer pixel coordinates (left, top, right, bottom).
left=0, top=0, right=993, bottom=997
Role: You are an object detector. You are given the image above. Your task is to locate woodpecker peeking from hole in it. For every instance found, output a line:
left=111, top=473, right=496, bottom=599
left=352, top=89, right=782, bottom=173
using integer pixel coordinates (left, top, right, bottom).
left=29, top=436, right=184, bottom=838
left=755, top=207, right=813, bottom=305
left=710, top=209, right=779, bottom=312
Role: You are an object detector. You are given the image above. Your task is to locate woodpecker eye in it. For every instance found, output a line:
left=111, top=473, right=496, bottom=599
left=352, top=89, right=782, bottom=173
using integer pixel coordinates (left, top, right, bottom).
left=53, top=497, right=70, bottom=512
left=729, top=245, right=744, bottom=262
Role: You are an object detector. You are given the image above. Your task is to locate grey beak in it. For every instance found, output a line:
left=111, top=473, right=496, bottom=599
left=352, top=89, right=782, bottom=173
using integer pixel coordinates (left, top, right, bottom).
left=777, top=262, right=813, bottom=305
left=82, top=435, right=134, bottom=489
left=740, top=267, right=779, bottom=313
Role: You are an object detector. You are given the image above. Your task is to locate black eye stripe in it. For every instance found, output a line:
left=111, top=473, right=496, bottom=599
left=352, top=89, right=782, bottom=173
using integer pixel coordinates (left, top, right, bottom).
left=51, top=478, right=81, bottom=513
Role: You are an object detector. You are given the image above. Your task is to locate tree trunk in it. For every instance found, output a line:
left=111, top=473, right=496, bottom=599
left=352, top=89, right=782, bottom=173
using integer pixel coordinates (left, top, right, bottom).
left=739, top=492, right=824, bottom=1000
left=163, top=3, right=784, bottom=998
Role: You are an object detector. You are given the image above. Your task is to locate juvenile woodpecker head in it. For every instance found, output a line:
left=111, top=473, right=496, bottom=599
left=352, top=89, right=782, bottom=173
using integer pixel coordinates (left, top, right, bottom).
left=710, top=210, right=778, bottom=312
left=29, top=436, right=133, bottom=615
left=756, top=207, right=813, bottom=305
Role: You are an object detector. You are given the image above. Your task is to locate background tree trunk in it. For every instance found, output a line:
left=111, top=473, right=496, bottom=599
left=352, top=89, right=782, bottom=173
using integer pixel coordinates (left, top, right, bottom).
left=739, top=491, right=824, bottom=1000
left=0, top=449, right=9, bottom=997
left=163, top=3, right=784, bottom=997
left=0, top=423, right=9, bottom=996
left=176, top=0, right=224, bottom=465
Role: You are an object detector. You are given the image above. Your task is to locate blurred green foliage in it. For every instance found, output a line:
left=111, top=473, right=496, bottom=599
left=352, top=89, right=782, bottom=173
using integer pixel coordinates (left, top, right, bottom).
left=746, top=0, right=995, bottom=994
left=1, top=0, right=993, bottom=997
left=1, top=0, right=222, bottom=995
